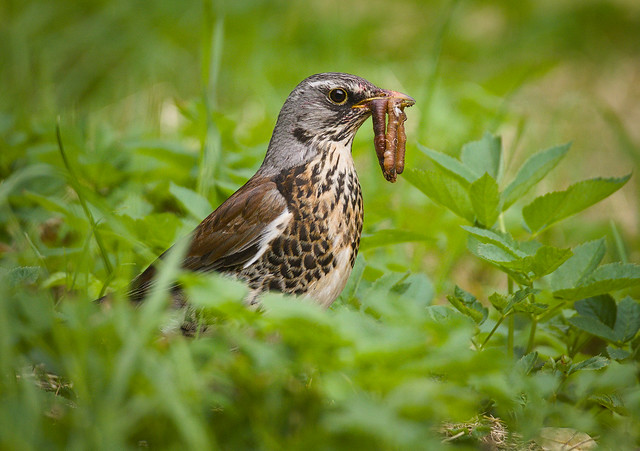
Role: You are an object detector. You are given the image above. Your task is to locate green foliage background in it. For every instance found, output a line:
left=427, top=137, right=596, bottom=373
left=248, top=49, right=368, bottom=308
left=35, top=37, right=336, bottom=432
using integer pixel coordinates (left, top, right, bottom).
left=1, top=0, right=640, bottom=448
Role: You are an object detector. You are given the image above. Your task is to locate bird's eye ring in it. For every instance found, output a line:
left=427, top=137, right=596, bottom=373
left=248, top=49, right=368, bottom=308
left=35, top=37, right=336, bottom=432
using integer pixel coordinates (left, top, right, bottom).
left=328, top=88, right=348, bottom=105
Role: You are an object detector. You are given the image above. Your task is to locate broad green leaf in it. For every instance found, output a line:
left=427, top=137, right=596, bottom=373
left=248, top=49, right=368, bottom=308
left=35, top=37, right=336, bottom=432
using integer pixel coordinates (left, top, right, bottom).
left=523, top=175, right=631, bottom=233
left=460, top=133, right=502, bottom=180
left=575, top=295, right=617, bottom=328
left=446, top=286, right=488, bottom=324
left=554, top=263, right=640, bottom=301
left=550, top=239, right=606, bottom=291
left=360, top=229, right=432, bottom=250
left=417, top=144, right=476, bottom=183
left=495, top=245, right=572, bottom=279
left=469, top=173, right=500, bottom=227
left=569, top=316, right=619, bottom=340
left=501, top=143, right=570, bottom=210
left=526, top=246, right=573, bottom=278
left=569, top=295, right=640, bottom=344
left=461, top=226, right=525, bottom=257
left=471, top=242, right=519, bottom=265
left=467, top=239, right=532, bottom=285
left=404, top=168, right=474, bottom=222
left=613, top=296, right=640, bottom=343
left=568, top=296, right=619, bottom=342
left=169, top=182, right=213, bottom=219
left=567, top=355, right=609, bottom=375
left=606, top=346, right=631, bottom=361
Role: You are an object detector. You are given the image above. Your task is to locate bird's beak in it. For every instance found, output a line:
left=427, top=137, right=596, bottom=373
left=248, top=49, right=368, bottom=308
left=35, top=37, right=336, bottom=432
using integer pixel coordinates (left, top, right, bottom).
left=353, top=89, right=416, bottom=110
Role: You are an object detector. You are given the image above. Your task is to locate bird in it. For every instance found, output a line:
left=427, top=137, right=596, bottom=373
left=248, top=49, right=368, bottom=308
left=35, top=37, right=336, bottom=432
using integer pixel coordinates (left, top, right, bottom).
left=127, top=72, right=414, bottom=312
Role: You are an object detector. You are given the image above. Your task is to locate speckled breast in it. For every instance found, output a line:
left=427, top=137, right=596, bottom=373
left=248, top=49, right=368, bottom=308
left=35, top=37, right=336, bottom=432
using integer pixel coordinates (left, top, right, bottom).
left=239, top=145, right=363, bottom=307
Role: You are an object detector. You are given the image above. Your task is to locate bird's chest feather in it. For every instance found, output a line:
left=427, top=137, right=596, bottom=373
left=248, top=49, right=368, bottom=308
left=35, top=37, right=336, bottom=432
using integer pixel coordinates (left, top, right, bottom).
left=247, top=143, right=363, bottom=307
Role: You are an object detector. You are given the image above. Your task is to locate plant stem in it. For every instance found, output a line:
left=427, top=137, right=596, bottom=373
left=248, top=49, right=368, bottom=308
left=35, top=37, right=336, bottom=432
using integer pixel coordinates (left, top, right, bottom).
left=56, top=120, right=113, bottom=277
left=507, top=276, right=514, bottom=355
left=526, top=318, right=537, bottom=354
left=481, top=315, right=506, bottom=349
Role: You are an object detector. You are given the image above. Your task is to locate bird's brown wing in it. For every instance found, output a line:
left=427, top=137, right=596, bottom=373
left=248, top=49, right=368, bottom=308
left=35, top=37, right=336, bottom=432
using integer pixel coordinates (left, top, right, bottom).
left=129, top=175, right=288, bottom=302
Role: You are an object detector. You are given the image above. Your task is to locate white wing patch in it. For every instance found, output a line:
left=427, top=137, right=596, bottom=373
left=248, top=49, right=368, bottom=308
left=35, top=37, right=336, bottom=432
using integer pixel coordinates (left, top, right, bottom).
left=242, top=207, right=292, bottom=269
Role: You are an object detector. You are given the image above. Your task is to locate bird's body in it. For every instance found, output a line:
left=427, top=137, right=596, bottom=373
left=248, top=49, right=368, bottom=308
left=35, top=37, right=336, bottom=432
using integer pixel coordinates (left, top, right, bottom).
left=128, top=73, right=413, bottom=309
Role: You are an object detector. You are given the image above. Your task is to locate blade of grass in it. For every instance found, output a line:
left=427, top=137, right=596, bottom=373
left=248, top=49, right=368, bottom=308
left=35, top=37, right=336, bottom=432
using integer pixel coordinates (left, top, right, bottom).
left=56, top=119, right=113, bottom=277
left=197, top=3, right=225, bottom=198
left=419, top=0, right=461, bottom=136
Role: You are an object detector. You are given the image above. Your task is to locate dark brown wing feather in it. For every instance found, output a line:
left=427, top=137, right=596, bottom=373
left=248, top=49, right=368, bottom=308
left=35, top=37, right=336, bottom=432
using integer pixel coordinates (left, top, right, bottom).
left=129, top=175, right=288, bottom=302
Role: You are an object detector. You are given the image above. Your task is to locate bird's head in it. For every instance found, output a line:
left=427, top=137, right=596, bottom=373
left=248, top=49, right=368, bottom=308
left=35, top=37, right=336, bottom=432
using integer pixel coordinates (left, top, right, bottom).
left=261, top=72, right=414, bottom=173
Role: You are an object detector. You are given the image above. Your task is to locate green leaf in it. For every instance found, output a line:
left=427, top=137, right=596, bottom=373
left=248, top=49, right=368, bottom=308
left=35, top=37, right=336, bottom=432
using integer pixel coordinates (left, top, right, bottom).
left=575, top=295, right=617, bottom=328
left=568, top=295, right=619, bottom=342
left=169, top=182, right=213, bottom=219
left=461, top=226, right=525, bottom=257
left=523, top=175, right=631, bottom=233
left=360, top=229, right=432, bottom=250
left=488, top=292, right=508, bottom=312
left=460, top=133, right=502, bottom=180
left=554, top=263, right=640, bottom=301
left=567, top=355, right=609, bottom=375
left=606, top=346, right=631, bottom=361
left=568, top=296, right=640, bottom=344
left=516, top=352, right=538, bottom=375
left=526, top=246, right=574, bottom=278
left=469, top=173, right=500, bottom=227
left=467, top=239, right=532, bottom=285
left=471, top=242, right=519, bottom=265
left=613, top=296, right=640, bottom=343
left=550, top=239, right=606, bottom=291
left=7, top=266, right=41, bottom=287
left=501, top=143, right=570, bottom=210
left=446, top=286, right=488, bottom=324
left=404, top=168, right=474, bottom=222
left=588, top=393, right=628, bottom=416
left=417, top=144, right=476, bottom=183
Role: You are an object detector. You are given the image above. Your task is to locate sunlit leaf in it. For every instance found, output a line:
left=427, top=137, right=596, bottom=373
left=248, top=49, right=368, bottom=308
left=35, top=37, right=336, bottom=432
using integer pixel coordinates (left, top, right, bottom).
left=501, top=143, right=570, bottom=210
left=460, top=133, right=502, bottom=180
left=404, top=168, right=474, bottom=222
left=417, top=144, right=476, bottom=183
left=554, top=263, right=640, bottom=301
left=550, top=239, right=606, bottom=291
left=523, top=175, right=630, bottom=233
left=469, top=173, right=500, bottom=227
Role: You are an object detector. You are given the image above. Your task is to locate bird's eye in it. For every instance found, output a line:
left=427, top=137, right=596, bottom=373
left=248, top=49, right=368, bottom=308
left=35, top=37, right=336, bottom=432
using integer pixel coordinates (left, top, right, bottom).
left=328, top=88, right=348, bottom=105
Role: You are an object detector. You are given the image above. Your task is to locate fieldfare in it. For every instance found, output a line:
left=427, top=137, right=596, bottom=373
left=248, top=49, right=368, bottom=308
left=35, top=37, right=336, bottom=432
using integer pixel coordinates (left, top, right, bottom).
left=128, top=73, right=414, bottom=308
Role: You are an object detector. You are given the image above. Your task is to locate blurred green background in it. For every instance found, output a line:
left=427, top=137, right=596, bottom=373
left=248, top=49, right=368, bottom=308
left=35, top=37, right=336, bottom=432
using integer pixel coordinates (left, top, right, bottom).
left=1, top=0, right=640, bottom=448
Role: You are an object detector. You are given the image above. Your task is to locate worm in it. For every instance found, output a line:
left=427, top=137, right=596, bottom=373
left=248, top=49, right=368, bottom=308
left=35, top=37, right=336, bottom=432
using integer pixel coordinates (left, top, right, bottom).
left=396, top=109, right=407, bottom=175
left=384, top=99, right=399, bottom=182
left=371, top=98, right=388, bottom=174
left=370, top=97, right=411, bottom=183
